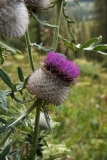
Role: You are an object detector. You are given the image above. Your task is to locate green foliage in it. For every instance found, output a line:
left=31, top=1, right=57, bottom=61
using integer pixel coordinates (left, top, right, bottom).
left=0, top=141, right=11, bottom=160
left=59, top=35, right=107, bottom=55
left=75, top=59, right=100, bottom=78
left=17, top=67, right=25, bottom=83
left=0, top=0, right=107, bottom=160
left=50, top=62, right=107, bottom=159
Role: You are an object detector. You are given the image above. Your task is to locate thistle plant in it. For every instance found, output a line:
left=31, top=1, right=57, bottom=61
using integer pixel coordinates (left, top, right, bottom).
left=26, top=51, right=80, bottom=105
left=0, top=0, right=107, bottom=160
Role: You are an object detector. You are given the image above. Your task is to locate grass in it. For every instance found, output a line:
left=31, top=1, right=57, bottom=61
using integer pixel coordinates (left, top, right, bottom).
left=0, top=52, right=107, bottom=160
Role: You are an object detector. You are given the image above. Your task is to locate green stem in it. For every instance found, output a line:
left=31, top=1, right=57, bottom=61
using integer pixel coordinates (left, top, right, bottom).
left=31, top=108, right=40, bottom=160
left=52, top=0, right=63, bottom=51
left=25, top=29, right=35, bottom=71
left=0, top=99, right=42, bottom=147
left=25, top=28, right=42, bottom=159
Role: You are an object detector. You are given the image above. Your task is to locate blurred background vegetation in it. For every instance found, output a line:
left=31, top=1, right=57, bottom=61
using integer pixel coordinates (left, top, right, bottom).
left=0, top=0, right=107, bottom=159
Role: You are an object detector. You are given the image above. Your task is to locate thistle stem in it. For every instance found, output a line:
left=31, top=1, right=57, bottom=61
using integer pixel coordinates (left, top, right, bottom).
left=25, top=29, right=42, bottom=159
left=31, top=108, right=41, bottom=160
left=52, top=0, right=63, bottom=51
left=25, top=29, right=35, bottom=71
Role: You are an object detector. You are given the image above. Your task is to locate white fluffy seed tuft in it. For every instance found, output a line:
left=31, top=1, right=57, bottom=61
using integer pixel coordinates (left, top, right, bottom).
left=0, top=0, right=29, bottom=38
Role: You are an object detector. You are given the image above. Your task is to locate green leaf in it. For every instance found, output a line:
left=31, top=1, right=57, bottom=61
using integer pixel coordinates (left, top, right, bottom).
left=0, top=118, right=7, bottom=125
left=0, top=141, right=12, bottom=159
left=0, top=56, right=5, bottom=65
left=80, top=36, right=102, bottom=49
left=0, top=90, right=8, bottom=111
left=4, top=90, right=11, bottom=96
left=93, top=44, right=107, bottom=51
left=0, top=126, right=7, bottom=134
left=0, top=119, right=16, bottom=134
left=17, top=67, right=24, bottom=82
left=12, top=82, right=24, bottom=92
left=66, top=19, right=75, bottom=24
left=0, top=118, right=8, bottom=134
left=0, top=47, right=3, bottom=57
left=0, top=41, right=21, bottom=54
left=59, top=36, right=77, bottom=51
left=0, top=68, right=13, bottom=88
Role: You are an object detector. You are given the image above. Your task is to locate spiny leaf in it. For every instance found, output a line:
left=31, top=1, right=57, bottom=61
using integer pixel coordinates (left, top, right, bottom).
left=80, top=36, right=102, bottom=49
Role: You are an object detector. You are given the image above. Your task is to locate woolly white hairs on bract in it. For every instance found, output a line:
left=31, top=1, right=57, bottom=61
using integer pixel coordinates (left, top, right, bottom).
left=0, top=0, right=29, bottom=38
left=25, top=0, right=51, bottom=9
left=26, top=68, right=69, bottom=106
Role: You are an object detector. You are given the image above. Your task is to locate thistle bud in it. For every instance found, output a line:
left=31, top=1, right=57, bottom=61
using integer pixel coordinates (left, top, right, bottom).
left=0, top=0, right=29, bottom=38
left=39, top=112, right=53, bottom=130
left=25, top=0, right=51, bottom=9
left=26, top=52, right=80, bottom=106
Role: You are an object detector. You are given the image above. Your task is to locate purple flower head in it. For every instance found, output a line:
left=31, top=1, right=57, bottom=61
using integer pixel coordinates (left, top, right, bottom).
left=44, top=52, right=80, bottom=83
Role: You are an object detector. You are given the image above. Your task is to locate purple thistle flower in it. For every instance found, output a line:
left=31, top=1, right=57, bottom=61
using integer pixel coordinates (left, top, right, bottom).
left=26, top=52, right=80, bottom=105
left=45, top=51, right=80, bottom=83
